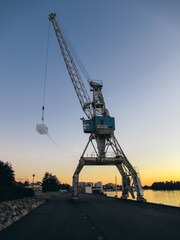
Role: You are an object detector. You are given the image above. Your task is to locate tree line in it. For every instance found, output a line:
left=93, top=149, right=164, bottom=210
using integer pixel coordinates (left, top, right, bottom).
left=0, top=160, right=70, bottom=202
left=143, top=181, right=180, bottom=190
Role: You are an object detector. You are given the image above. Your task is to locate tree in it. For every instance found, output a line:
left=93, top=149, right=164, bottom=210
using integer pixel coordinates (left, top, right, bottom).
left=0, top=160, right=15, bottom=186
left=24, top=181, right=29, bottom=187
left=0, top=160, right=34, bottom=202
left=42, top=172, right=60, bottom=192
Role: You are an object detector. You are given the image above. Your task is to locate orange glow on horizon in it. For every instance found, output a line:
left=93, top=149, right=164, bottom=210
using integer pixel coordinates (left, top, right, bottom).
left=14, top=167, right=180, bottom=187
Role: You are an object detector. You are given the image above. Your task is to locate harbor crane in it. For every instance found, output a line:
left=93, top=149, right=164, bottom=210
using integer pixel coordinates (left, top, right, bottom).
left=49, top=13, right=145, bottom=201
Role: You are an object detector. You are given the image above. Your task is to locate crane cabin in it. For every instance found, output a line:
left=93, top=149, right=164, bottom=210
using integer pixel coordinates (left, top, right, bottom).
left=83, top=116, right=115, bottom=134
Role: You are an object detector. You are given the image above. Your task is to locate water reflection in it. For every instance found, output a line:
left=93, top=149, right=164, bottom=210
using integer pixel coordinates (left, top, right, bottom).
left=105, top=190, right=180, bottom=207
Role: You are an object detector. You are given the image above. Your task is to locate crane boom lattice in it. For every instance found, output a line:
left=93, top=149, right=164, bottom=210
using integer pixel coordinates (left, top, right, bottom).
left=49, top=13, right=93, bottom=119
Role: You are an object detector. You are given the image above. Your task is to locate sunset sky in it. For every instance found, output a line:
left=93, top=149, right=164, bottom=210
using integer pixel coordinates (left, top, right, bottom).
left=1, top=0, right=180, bottom=186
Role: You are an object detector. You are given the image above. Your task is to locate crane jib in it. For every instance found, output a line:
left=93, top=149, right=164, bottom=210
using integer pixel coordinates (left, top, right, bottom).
left=49, top=13, right=93, bottom=119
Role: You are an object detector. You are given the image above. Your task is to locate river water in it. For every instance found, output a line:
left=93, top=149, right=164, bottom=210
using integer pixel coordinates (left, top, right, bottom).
left=105, top=190, right=180, bottom=207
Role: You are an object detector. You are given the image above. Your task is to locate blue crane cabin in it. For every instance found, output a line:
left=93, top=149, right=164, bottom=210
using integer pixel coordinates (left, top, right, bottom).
left=83, top=116, right=115, bottom=133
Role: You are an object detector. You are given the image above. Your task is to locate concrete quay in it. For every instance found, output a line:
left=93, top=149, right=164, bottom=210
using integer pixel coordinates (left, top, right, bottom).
left=0, top=192, right=179, bottom=240
left=0, top=192, right=60, bottom=231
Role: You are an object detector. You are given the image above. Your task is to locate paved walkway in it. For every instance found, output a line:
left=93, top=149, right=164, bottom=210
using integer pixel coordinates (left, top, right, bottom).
left=0, top=193, right=180, bottom=240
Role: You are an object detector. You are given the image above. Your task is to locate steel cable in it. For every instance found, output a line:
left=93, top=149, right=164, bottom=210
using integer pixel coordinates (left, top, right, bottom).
left=42, top=21, right=50, bottom=122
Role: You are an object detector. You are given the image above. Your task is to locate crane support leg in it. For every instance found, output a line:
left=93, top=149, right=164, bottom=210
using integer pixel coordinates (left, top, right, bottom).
left=72, top=135, right=93, bottom=199
left=117, top=159, right=145, bottom=201
left=72, top=159, right=84, bottom=199
left=116, top=164, right=131, bottom=199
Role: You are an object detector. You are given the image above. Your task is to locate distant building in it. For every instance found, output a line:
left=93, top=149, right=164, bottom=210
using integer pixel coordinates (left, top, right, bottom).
left=79, top=182, right=93, bottom=187
left=94, top=181, right=103, bottom=189
left=79, top=181, right=104, bottom=194
left=79, top=182, right=93, bottom=193
left=28, top=182, right=42, bottom=191
left=85, top=186, right=92, bottom=194
left=92, top=181, right=103, bottom=194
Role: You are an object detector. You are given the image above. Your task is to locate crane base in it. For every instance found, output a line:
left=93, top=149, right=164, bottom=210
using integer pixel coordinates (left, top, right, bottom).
left=72, top=133, right=145, bottom=201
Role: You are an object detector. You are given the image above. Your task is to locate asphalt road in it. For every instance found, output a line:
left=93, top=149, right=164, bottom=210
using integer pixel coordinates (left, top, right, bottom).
left=0, top=193, right=180, bottom=240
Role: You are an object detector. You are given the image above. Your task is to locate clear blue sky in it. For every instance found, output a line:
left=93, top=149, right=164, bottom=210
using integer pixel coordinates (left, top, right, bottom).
left=0, top=0, right=180, bottom=185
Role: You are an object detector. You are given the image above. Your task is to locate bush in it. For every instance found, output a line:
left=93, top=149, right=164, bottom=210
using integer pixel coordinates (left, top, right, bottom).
left=59, top=183, right=70, bottom=191
left=0, top=183, right=34, bottom=202
left=14, top=183, right=35, bottom=198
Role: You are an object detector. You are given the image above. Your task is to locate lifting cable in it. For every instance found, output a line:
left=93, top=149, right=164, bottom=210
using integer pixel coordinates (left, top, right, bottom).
left=56, top=15, right=92, bottom=83
left=42, top=21, right=50, bottom=122
left=47, top=132, right=80, bottom=158
left=38, top=16, right=84, bottom=158
left=38, top=20, right=80, bottom=158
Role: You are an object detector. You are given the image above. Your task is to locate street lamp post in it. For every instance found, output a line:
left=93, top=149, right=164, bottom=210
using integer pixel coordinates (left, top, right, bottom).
left=115, top=172, right=117, bottom=198
left=32, top=174, right=35, bottom=190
